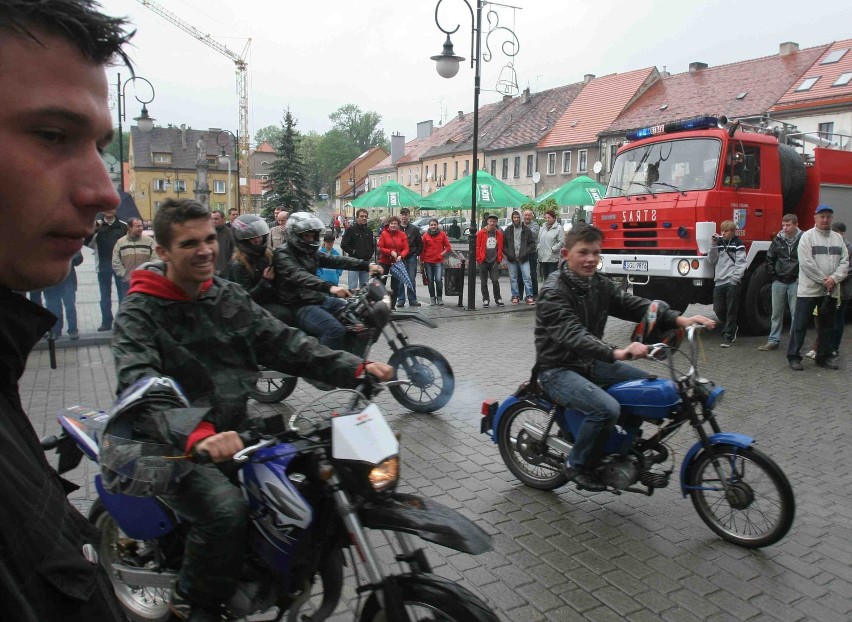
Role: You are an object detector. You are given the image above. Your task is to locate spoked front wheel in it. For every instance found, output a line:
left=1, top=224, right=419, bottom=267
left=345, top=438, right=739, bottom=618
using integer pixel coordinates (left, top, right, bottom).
left=688, top=445, right=795, bottom=548
left=388, top=345, right=454, bottom=413
left=89, top=501, right=173, bottom=622
left=249, top=369, right=298, bottom=403
left=359, top=573, right=498, bottom=622
left=497, top=402, right=569, bottom=490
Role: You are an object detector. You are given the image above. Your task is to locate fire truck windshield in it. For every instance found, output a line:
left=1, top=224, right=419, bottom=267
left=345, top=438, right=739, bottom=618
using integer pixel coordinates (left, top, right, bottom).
left=607, top=138, right=722, bottom=197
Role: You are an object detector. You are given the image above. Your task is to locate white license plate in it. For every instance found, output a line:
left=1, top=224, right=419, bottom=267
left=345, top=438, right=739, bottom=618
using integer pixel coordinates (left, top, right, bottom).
left=623, top=260, right=648, bottom=272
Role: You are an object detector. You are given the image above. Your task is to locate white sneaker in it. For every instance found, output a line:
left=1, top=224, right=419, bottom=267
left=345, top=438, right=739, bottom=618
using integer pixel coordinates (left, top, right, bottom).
left=805, top=350, right=817, bottom=359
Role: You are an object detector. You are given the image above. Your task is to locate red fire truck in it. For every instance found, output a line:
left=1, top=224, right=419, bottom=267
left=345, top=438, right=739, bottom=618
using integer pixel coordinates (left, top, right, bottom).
left=592, top=115, right=852, bottom=334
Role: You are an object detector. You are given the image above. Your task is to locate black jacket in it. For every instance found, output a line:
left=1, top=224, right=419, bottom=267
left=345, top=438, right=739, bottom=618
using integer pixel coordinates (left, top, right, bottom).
left=502, top=224, right=535, bottom=263
left=84, top=216, right=127, bottom=273
left=272, top=243, right=369, bottom=308
left=0, top=287, right=124, bottom=621
left=535, top=266, right=681, bottom=376
left=227, top=254, right=276, bottom=306
left=399, top=223, right=423, bottom=257
left=765, top=230, right=801, bottom=284
left=340, top=223, right=376, bottom=261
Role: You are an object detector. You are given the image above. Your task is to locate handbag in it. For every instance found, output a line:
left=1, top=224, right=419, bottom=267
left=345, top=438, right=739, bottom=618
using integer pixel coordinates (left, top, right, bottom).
left=422, top=269, right=430, bottom=286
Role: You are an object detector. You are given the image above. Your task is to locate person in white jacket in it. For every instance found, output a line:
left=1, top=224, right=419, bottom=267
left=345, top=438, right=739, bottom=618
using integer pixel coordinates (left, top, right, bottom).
left=787, top=205, right=849, bottom=371
left=538, top=209, right=564, bottom=280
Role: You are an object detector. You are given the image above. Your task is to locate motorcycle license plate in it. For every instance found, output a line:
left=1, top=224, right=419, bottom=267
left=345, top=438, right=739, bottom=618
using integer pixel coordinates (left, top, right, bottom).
left=623, top=260, right=648, bottom=272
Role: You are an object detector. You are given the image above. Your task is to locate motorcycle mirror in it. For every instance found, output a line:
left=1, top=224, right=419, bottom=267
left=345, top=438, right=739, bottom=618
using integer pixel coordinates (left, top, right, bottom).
left=364, top=280, right=386, bottom=302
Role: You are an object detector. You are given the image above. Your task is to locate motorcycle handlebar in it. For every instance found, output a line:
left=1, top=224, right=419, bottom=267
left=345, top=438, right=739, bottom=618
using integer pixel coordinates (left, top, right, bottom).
left=191, top=431, right=257, bottom=465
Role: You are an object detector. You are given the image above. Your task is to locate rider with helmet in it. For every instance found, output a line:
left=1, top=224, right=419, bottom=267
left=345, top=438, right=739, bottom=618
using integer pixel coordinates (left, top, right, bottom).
left=534, top=224, right=714, bottom=491
left=272, top=212, right=382, bottom=350
left=227, top=214, right=292, bottom=323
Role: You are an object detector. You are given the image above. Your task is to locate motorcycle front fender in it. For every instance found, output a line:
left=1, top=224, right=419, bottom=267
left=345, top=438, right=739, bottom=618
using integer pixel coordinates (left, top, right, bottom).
left=679, top=432, right=754, bottom=497
left=390, top=311, right=438, bottom=329
left=359, top=493, right=491, bottom=555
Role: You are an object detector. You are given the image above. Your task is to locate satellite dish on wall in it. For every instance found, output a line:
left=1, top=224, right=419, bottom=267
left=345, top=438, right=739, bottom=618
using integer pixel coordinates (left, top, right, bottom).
left=532, top=171, right=541, bottom=183
left=592, top=161, right=603, bottom=174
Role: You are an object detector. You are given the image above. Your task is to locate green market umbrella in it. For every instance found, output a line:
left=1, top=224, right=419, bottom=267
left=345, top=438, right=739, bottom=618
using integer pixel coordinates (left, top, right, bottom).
left=350, top=180, right=425, bottom=209
left=534, top=175, right=606, bottom=206
left=420, top=171, right=530, bottom=211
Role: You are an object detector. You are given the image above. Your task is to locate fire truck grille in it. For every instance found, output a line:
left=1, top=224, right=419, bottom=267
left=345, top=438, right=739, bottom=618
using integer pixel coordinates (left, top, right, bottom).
left=622, top=222, right=658, bottom=247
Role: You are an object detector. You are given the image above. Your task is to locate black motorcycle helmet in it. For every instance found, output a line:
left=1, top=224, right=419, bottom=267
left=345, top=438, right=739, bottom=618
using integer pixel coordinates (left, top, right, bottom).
left=285, top=212, right=326, bottom=254
left=232, top=214, right=270, bottom=256
left=99, top=377, right=194, bottom=497
left=631, top=300, right=684, bottom=357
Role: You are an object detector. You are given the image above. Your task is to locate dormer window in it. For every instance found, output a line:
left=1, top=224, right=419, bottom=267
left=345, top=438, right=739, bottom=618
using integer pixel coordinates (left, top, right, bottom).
left=795, top=77, right=819, bottom=91
left=834, top=72, right=852, bottom=87
left=153, top=153, right=171, bottom=164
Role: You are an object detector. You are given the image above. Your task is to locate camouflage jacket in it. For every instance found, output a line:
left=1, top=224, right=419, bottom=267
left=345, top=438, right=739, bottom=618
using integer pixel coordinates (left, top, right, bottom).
left=112, top=263, right=364, bottom=444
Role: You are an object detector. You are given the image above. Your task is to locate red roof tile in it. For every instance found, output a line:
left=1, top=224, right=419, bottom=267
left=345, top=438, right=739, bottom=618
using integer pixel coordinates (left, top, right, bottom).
left=538, top=67, right=657, bottom=148
left=254, top=141, right=276, bottom=153
left=607, top=45, right=828, bottom=133
left=772, top=39, right=852, bottom=111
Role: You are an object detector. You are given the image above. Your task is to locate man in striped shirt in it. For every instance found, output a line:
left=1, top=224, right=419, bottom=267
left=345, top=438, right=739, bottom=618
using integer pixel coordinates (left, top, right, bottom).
left=112, top=217, right=156, bottom=297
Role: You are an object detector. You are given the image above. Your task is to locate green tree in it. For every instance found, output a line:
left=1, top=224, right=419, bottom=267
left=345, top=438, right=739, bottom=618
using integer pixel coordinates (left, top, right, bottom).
left=299, top=131, right=324, bottom=198
left=316, top=128, right=360, bottom=198
left=254, top=124, right=282, bottom=147
left=264, top=108, right=313, bottom=218
left=104, top=130, right=129, bottom=162
left=328, top=104, right=389, bottom=152
left=521, top=197, right=554, bottom=219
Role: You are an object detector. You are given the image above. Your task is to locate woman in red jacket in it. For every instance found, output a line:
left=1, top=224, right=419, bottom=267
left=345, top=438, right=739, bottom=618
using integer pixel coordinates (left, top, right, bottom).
left=377, top=215, right=409, bottom=309
left=420, top=218, right=452, bottom=305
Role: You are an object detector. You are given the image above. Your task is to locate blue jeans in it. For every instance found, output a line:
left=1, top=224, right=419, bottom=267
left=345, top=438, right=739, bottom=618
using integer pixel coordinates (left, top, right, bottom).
left=44, top=282, right=78, bottom=336
left=348, top=269, right=369, bottom=290
left=97, top=269, right=124, bottom=328
left=520, top=251, right=538, bottom=299
left=539, top=362, right=649, bottom=468
left=768, top=280, right=797, bottom=344
left=396, top=255, right=418, bottom=304
left=788, top=295, right=836, bottom=362
left=507, top=260, right=532, bottom=299
left=295, top=297, right=347, bottom=350
left=423, top=262, right=444, bottom=298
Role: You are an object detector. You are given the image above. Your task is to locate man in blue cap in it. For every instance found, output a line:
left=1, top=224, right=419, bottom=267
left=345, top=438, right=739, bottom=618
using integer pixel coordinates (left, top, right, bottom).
left=787, top=205, right=849, bottom=370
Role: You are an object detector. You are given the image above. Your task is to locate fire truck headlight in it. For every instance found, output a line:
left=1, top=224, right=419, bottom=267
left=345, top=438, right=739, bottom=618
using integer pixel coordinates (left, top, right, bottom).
left=677, top=259, right=690, bottom=276
left=597, top=257, right=603, bottom=271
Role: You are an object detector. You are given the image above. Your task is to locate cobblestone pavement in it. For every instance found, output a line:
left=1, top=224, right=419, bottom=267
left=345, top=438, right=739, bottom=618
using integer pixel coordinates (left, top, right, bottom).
left=21, top=296, right=852, bottom=621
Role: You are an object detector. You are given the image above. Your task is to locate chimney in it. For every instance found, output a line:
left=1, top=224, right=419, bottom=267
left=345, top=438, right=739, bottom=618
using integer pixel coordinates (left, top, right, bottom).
left=520, top=87, right=531, bottom=104
left=416, top=120, right=434, bottom=139
left=584, top=73, right=595, bottom=84
left=779, top=41, right=799, bottom=56
left=180, top=124, right=187, bottom=150
left=458, top=110, right=465, bottom=121
left=502, top=94, right=513, bottom=101
left=391, top=133, right=406, bottom=165
left=660, top=65, right=670, bottom=78
left=689, top=62, right=708, bottom=73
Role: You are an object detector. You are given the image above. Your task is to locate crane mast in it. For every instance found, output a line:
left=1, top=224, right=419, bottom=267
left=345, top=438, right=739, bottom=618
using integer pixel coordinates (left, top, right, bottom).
left=137, top=0, right=251, bottom=212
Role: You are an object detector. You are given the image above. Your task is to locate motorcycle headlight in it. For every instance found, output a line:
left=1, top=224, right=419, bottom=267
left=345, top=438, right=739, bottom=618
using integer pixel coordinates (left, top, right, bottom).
left=369, top=457, right=399, bottom=492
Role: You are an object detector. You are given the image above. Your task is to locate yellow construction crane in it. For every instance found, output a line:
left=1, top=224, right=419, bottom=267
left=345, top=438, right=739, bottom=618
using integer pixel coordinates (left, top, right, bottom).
left=137, top=0, right=252, bottom=212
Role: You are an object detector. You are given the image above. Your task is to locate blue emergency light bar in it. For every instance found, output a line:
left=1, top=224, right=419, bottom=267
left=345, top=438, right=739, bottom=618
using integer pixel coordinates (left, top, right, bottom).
left=625, top=116, right=722, bottom=141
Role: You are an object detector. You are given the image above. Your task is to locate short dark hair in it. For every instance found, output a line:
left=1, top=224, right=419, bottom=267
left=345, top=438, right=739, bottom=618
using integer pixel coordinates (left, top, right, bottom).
left=211, top=210, right=225, bottom=218
left=399, top=208, right=410, bottom=215
left=545, top=208, right=557, bottom=219
left=228, top=208, right=238, bottom=215
left=154, top=199, right=210, bottom=250
left=429, top=218, right=439, bottom=225
left=356, top=209, right=369, bottom=218
left=564, top=223, right=603, bottom=251
left=127, top=217, right=143, bottom=228
left=323, top=232, right=335, bottom=243
left=0, top=0, right=134, bottom=67
left=832, top=222, right=846, bottom=234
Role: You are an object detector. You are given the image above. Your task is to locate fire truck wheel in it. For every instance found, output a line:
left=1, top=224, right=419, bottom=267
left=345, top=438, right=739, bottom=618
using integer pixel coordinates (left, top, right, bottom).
left=740, top=264, right=772, bottom=335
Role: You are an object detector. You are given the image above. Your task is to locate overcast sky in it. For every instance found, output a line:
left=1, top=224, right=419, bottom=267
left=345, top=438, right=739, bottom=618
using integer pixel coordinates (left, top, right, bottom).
left=100, top=0, right=849, bottom=144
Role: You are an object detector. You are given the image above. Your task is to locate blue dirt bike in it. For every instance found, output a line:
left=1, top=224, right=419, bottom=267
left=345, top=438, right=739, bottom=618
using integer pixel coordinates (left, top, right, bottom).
left=43, top=377, right=497, bottom=622
left=481, top=325, right=795, bottom=548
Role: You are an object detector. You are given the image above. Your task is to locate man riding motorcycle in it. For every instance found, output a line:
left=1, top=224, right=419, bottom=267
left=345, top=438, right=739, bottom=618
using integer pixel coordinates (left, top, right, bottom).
left=111, top=199, right=392, bottom=620
left=272, top=212, right=382, bottom=350
left=535, top=224, right=714, bottom=491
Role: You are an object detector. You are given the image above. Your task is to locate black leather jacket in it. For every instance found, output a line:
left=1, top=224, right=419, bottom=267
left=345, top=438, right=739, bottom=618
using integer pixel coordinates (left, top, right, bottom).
left=272, top=243, right=369, bottom=308
left=765, top=230, right=801, bottom=284
left=535, top=266, right=680, bottom=376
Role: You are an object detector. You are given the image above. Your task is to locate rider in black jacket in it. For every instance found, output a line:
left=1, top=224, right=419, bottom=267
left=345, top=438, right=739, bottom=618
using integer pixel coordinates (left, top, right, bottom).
left=535, top=225, right=713, bottom=491
left=272, top=212, right=380, bottom=349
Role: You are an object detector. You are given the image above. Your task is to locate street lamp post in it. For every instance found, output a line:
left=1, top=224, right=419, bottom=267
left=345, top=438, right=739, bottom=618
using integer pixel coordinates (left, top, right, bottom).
left=116, top=73, right=155, bottom=194
left=431, top=0, right=520, bottom=310
left=217, top=130, right=240, bottom=213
